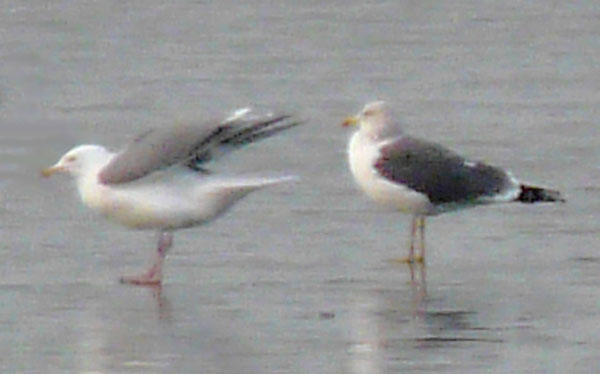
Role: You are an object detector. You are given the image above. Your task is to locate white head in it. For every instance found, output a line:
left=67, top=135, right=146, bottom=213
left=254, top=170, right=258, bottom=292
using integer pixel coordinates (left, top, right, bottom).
left=342, top=101, right=402, bottom=140
left=42, top=145, right=112, bottom=179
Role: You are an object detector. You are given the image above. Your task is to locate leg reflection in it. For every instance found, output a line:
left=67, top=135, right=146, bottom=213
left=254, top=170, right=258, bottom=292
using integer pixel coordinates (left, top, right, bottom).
left=408, top=262, right=427, bottom=318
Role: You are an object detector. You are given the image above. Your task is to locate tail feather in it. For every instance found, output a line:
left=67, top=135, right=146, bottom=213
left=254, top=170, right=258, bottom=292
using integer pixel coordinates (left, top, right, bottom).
left=517, top=184, right=565, bottom=203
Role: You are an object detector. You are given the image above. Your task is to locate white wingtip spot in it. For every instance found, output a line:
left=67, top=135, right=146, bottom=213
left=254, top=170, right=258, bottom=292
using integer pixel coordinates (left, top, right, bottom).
left=225, top=107, right=252, bottom=122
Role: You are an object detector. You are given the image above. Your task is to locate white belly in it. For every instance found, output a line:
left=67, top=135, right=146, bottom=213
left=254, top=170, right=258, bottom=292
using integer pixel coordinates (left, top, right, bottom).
left=348, top=132, right=433, bottom=216
left=77, top=173, right=279, bottom=230
left=81, top=182, right=212, bottom=230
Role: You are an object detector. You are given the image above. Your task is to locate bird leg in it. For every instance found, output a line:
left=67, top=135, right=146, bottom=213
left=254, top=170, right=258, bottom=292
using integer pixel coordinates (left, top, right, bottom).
left=416, top=216, right=426, bottom=264
left=409, top=215, right=418, bottom=261
left=408, top=216, right=425, bottom=264
left=391, top=216, right=424, bottom=264
left=120, top=231, right=174, bottom=286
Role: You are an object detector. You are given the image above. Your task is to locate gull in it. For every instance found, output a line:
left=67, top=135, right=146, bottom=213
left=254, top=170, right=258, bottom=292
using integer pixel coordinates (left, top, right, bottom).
left=342, top=101, right=564, bottom=264
left=42, top=109, right=300, bottom=285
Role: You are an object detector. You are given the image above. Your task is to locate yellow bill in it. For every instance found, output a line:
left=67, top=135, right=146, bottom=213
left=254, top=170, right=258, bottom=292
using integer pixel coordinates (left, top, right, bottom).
left=41, top=164, right=64, bottom=177
left=341, top=115, right=359, bottom=127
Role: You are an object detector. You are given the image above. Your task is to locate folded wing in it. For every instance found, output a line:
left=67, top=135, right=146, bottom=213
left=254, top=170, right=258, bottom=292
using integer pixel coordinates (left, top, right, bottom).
left=374, top=136, right=519, bottom=205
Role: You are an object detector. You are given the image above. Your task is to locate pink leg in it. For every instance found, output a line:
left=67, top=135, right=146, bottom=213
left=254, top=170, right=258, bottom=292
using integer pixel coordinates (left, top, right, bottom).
left=120, top=232, right=173, bottom=286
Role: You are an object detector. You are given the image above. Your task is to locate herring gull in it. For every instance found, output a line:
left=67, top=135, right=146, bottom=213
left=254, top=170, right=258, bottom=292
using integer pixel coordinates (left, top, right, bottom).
left=42, top=109, right=300, bottom=285
left=342, top=101, right=564, bottom=264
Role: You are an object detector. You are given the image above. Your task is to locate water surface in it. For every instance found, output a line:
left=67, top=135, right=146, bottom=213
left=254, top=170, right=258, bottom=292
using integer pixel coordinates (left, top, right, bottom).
left=1, top=1, right=600, bottom=373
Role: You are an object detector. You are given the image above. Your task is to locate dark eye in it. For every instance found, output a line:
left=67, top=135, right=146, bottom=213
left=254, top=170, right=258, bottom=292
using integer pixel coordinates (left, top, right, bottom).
left=363, top=109, right=375, bottom=116
left=65, top=155, right=77, bottom=162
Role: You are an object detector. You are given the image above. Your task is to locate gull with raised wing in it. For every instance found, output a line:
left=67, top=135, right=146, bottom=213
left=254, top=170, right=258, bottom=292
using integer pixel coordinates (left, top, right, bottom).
left=43, top=109, right=300, bottom=285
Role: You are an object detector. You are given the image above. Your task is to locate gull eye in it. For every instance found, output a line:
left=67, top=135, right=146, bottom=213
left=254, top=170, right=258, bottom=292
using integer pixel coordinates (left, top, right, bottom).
left=363, top=109, right=375, bottom=117
left=65, top=155, right=77, bottom=162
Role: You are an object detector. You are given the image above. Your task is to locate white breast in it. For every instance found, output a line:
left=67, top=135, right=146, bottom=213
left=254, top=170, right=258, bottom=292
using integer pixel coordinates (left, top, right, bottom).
left=348, top=132, right=433, bottom=216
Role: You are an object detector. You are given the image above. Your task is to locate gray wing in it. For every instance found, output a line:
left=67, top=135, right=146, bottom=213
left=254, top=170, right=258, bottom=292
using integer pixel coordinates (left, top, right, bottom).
left=98, top=114, right=300, bottom=185
left=374, top=137, right=516, bottom=205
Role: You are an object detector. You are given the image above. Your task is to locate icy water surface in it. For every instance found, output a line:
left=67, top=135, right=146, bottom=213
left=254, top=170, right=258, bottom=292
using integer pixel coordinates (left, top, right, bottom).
left=2, top=1, right=600, bottom=373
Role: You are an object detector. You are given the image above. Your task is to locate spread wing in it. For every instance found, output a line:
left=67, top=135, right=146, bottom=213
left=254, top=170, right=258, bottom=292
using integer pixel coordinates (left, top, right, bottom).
left=98, top=113, right=300, bottom=185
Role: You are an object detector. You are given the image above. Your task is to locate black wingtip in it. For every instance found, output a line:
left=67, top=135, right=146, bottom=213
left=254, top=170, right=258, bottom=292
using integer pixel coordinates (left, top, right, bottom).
left=221, top=114, right=303, bottom=146
left=517, top=184, right=566, bottom=203
left=184, top=114, right=303, bottom=172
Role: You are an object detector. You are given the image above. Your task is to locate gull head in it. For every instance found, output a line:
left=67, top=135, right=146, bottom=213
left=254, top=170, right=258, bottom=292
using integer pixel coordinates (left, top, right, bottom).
left=42, top=145, right=112, bottom=179
left=342, top=101, right=399, bottom=139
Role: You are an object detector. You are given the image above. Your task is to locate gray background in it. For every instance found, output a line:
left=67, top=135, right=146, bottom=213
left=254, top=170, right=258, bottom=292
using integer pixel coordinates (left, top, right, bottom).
left=2, top=1, right=599, bottom=373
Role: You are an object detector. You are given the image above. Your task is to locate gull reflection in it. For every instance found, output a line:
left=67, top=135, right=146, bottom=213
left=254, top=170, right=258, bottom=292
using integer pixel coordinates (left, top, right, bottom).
left=345, top=261, right=486, bottom=373
left=408, top=262, right=427, bottom=319
left=149, top=284, right=172, bottom=321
